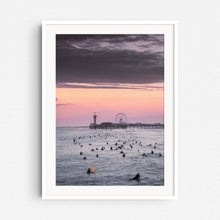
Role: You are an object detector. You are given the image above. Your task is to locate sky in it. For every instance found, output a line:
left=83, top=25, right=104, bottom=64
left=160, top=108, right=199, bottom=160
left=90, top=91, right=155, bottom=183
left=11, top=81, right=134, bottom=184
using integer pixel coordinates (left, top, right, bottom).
left=56, top=34, right=164, bottom=127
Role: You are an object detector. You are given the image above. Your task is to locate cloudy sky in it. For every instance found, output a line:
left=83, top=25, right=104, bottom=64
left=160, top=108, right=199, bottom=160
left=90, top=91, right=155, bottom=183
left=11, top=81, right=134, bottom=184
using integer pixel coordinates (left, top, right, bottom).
left=56, top=34, right=164, bottom=126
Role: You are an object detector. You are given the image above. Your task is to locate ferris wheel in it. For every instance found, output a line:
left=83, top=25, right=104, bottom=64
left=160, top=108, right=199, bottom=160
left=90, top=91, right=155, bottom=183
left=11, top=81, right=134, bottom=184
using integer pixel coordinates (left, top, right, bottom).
left=115, top=113, right=127, bottom=124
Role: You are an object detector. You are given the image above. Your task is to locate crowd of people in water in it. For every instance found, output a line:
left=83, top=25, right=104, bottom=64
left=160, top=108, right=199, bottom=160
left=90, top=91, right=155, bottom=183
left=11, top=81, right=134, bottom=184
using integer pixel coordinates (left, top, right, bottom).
left=69, top=133, right=163, bottom=182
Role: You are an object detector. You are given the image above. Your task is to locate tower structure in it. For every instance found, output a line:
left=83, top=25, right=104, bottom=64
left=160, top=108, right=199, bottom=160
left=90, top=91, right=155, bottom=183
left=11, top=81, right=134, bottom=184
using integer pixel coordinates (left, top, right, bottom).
left=93, top=112, right=97, bottom=125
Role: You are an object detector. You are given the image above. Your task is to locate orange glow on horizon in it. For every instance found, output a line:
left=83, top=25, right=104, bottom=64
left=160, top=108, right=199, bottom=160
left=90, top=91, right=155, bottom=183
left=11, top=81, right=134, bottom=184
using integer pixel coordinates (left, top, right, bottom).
left=56, top=86, right=164, bottom=126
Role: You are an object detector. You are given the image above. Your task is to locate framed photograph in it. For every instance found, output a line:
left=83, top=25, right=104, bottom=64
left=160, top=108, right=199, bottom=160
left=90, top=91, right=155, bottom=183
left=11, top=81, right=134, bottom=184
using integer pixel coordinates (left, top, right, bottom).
left=42, top=21, right=178, bottom=199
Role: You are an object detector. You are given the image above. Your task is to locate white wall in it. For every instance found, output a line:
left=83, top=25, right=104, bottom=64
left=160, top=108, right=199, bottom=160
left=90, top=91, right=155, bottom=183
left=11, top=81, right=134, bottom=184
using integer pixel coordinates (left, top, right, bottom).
left=0, top=0, right=220, bottom=219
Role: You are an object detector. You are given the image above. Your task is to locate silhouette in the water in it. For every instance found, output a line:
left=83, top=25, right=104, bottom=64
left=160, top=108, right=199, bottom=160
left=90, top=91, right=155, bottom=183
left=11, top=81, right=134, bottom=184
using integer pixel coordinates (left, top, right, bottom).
left=96, top=154, right=98, bottom=157
left=83, top=157, right=86, bottom=160
left=80, top=152, right=83, bottom=155
left=87, top=168, right=91, bottom=174
left=130, top=173, right=140, bottom=181
left=123, top=153, right=125, bottom=157
left=151, top=150, right=154, bottom=154
left=110, top=147, right=113, bottom=150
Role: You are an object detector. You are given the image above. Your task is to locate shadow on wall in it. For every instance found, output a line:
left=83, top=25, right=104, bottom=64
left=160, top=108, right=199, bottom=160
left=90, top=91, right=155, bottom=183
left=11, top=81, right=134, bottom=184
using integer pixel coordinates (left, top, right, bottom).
left=29, top=25, right=42, bottom=198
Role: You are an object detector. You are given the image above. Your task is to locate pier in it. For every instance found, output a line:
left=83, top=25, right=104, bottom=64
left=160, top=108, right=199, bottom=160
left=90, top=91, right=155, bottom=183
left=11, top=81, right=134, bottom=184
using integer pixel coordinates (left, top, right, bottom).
left=126, top=123, right=164, bottom=129
left=89, top=113, right=164, bottom=129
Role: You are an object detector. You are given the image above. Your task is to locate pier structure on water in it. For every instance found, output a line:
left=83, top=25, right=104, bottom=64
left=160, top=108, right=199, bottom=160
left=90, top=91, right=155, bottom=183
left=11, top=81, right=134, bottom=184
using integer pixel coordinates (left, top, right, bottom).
left=89, top=112, right=164, bottom=129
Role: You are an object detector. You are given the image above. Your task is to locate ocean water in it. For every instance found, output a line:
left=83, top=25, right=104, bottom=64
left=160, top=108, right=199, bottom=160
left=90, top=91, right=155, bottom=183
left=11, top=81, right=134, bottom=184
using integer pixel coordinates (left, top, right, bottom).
left=56, top=127, right=164, bottom=186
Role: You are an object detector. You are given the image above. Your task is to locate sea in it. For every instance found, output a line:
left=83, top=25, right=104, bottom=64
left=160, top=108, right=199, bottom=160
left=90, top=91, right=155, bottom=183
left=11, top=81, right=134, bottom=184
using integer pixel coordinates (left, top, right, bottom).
left=56, top=127, right=164, bottom=186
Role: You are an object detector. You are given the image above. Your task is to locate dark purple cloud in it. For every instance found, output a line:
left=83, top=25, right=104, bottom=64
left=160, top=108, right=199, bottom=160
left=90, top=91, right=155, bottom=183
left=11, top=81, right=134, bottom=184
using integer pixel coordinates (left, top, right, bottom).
left=56, top=35, right=164, bottom=87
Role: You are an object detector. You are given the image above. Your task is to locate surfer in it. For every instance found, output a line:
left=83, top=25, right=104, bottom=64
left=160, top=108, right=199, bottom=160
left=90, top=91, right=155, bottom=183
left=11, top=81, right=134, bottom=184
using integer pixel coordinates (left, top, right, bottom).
left=129, top=173, right=140, bottom=181
left=87, top=167, right=97, bottom=174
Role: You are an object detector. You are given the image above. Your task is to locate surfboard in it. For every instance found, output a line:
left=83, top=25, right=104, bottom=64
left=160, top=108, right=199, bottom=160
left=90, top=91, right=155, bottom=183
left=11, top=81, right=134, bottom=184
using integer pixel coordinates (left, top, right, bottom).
left=91, top=166, right=97, bottom=173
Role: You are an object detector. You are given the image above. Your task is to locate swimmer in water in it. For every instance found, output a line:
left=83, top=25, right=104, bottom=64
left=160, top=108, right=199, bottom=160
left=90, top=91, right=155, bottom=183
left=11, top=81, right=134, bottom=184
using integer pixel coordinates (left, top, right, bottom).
left=129, top=173, right=140, bottom=181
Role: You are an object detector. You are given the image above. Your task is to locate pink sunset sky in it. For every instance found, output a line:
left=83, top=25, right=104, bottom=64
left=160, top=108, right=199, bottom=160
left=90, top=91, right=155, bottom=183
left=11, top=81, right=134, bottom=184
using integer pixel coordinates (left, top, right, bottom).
left=56, top=35, right=164, bottom=127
